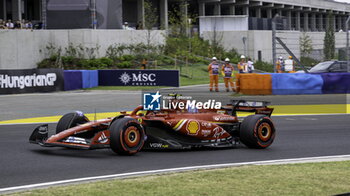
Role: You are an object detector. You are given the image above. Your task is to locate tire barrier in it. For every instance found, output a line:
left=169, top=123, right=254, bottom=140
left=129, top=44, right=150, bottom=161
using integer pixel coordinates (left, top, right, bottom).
left=64, top=70, right=82, bottom=91
left=321, top=73, right=350, bottom=94
left=81, top=70, right=98, bottom=89
left=271, top=73, right=324, bottom=95
left=64, top=70, right=99, bottom=91
left=236, top=74, right=272, bottom=95
left=237, top=73, right=350, bottom=95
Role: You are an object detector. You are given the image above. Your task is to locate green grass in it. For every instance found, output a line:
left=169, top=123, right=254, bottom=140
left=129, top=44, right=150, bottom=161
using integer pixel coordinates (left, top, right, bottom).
left=10, top=161, right=350, bottom=196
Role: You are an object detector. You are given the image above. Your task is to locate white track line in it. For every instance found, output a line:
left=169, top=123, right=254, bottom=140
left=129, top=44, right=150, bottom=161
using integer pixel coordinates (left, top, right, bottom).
left=1, top=154, right=350, bottom=194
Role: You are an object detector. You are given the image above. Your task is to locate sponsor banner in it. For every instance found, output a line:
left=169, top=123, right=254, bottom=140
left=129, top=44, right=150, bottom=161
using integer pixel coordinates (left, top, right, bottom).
left=98, top=70, right=179, bottom=87
left=142, top=91, right=222, bottom=111
left=0, top=69, right=64, bottom=95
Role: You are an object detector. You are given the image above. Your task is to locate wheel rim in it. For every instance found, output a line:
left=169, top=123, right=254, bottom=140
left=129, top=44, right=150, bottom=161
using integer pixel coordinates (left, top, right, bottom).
left=124, top=126, right=140, bottom=148
left=258, top=122, right=272, bottom=142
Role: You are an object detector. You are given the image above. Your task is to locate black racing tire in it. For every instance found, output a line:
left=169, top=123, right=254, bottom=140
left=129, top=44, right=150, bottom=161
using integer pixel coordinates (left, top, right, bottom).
left=109, top=117, right=145, bottom=155
left=240, top=114, right=275, bottom=149
left=56, top=112, right=89, bottom=134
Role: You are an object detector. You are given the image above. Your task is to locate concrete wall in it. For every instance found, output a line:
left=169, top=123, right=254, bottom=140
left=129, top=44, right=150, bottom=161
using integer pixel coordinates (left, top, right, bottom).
left=202, top=30, right=273, bottom=62
left=0, top=29, right=166, bottom=69
left=260, top=0, right=350, bottom=12
left=202, top=30, right=347, bottom=63
left=199, top=16, right=249, bottom=35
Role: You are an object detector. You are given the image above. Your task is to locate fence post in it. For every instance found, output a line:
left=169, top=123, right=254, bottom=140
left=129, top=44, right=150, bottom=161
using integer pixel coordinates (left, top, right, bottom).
left=91, top=0, right=97, bottom=29
left=272, top=14, right=278, bottom=73
left=41, top=0, right=47, bottom=29
left=346, top=16, right=350, bottom=72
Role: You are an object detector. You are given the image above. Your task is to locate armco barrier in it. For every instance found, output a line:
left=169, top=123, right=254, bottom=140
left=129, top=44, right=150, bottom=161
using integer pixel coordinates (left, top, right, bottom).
left=321, top=73, right=350, bottom=94
left=272, top=73, right=324, bottom=95
left=238, top=74, right=272, bottom=95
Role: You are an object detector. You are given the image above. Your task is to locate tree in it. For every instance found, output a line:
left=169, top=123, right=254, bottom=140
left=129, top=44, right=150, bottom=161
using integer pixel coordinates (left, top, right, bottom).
left=144, top=0, right=159, bottom=54
left=209, top=17, right=224, bottom=58
left=324, top=13, right=335, bottom=60
left=300, top=32, right=313, bottom=56
left=168, top=0, right=192, bottom=38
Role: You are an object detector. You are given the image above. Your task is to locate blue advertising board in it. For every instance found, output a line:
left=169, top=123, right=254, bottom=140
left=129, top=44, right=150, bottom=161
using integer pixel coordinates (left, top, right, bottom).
left=98, top=70, right=179, bottom=87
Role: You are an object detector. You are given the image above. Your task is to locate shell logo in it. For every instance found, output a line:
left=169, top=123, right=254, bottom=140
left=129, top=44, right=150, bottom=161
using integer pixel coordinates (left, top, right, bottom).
left=187, top=121, right=199, bottom=135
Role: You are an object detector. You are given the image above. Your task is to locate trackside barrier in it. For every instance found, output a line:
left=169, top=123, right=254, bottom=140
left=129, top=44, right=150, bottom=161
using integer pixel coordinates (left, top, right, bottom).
left=237, top=74, right=272, bottom=95
left=64, top=70, right=99, bottom=91
left=321, top=73, right=350, bottom=94
left=271, top=73, right=324, bottom=95
left=64, top=70, right=82, bottom=91
left=81, top=70, right=98, bottom=89
left=98, top=70, right=180, bottom=87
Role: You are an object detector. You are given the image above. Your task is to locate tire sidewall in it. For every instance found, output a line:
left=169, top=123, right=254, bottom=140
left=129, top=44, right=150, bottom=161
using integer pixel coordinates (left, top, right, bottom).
left=56, top=112, right=89, bottom=134
left=109, top=118, right=145, bottom=155
left=240, top=115, right=275, bottom=148
left=253, top=116, right=275, bottom=148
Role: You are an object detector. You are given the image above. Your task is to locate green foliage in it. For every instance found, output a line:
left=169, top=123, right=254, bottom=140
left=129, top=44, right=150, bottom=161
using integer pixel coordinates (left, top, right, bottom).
left=76, top=58, right=112, bottom=70
left=164, top=35, right=240, bottom=64
left=300, top=56, right=319, bottom=68
left=61, top=56, right=75, bottom=65
left=106, top=44, right=126, bottom=60
left=37, top=58, right=56, bottom=69
left=324, top=13, right=335, bottom=60
left=254, top=61, right=274, bottom=73
left=117, top=61, right=133, bottom=68
left=99, top=57, right=114, bottom=67
left=168, top=0, right=195, bottom=37
left=118, top=55, right=135, bottom=62
left=300, top=32, right=313, bottom=56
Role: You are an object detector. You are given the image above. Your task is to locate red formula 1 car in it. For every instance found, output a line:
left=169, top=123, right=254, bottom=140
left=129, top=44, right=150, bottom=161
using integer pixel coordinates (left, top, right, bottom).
left=29, top=99, right=276, bottom=155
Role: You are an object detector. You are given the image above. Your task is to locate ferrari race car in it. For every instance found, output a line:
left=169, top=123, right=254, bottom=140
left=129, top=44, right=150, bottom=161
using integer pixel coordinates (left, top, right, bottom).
left=29, top=99, right=276, bottom=155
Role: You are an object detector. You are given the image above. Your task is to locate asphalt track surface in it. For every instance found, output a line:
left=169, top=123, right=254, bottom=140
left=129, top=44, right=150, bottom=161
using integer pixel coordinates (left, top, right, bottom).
left=0, top=87, right=349, bottom=189
left=0, top=84, right=348, bottom=121
left=0, top=115, right=349, bottom=189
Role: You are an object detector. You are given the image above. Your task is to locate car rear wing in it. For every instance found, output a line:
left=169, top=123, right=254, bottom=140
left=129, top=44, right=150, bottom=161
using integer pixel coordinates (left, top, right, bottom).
left=223, top=100, right=274, bottom=117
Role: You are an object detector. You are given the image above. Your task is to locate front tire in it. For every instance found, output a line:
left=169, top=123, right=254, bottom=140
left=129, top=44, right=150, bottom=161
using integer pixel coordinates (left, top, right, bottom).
left=109, top=118, right=145, bottom=155
left=56, top=111, right=89, bottom=134
left=240, top=115, right=275, bottom=149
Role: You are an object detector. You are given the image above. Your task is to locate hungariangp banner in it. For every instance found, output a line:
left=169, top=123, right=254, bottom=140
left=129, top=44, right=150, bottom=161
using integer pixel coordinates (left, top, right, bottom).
left=0, top=69, right=64, bottom=94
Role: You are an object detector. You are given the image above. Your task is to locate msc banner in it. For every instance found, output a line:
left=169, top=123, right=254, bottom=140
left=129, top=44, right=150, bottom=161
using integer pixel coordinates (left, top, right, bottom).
left=99, top=70, right=180, bottom=87
left=0, top=69, right=64, bottom=94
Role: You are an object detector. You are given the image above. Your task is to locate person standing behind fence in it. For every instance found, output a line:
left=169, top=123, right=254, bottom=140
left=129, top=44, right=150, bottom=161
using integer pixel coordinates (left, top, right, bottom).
left=222, top=58, right=235, bottom=92
left=247, top=58, right=254, bottom=73
left=284, top=56, right=295, bottom=73
left=6, top=20, right=14, bottom=29
left=208, top=57, right=220, bottom=92
left=276, top=56, right=285, bottom=73
left=237, top=55, right=247, bottom=73
left=0, top=19, right=6, bottom=29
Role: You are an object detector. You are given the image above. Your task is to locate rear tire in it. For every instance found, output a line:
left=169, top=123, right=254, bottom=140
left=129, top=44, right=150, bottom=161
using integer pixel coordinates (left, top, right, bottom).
left=109, top=118, right=145, bottom=155
left=240, top=115, right=275, bottom=149
left=56, top=112, right=89, bottom=134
